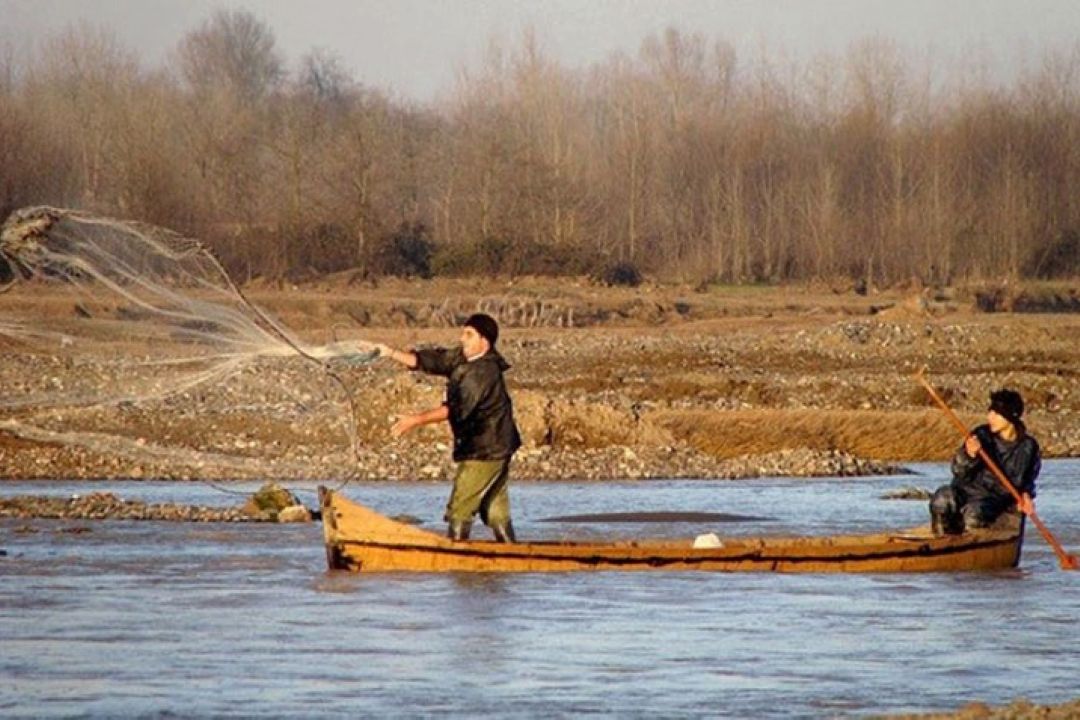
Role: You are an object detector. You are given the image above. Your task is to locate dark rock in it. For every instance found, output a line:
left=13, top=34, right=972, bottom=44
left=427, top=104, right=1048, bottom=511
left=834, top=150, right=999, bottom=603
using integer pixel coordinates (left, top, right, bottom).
left=881, top=486, right=932, bottom=500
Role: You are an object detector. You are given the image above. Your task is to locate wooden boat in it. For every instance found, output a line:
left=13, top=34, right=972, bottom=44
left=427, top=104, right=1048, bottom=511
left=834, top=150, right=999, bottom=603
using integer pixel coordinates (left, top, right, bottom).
left=318, top=487, right=1024, bottom=573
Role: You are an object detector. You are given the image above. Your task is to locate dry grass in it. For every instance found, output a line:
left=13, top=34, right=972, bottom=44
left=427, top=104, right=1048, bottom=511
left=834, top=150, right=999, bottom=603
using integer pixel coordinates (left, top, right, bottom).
left=651, top=409, right=978, bottom=461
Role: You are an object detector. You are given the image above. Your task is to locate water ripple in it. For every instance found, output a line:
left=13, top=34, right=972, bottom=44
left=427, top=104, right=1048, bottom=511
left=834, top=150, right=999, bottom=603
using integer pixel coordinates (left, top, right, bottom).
left=1, top=461, right=1078, bottom=717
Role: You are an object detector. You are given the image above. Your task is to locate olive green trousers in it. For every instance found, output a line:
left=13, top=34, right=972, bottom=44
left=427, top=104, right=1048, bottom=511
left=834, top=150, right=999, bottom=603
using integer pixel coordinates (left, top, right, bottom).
left=444, top=458, right=512, bottom=527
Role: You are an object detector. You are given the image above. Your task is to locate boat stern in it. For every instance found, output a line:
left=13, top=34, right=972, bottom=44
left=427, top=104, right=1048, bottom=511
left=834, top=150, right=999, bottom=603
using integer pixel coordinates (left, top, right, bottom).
left=318, top=486, right=347, bottom=570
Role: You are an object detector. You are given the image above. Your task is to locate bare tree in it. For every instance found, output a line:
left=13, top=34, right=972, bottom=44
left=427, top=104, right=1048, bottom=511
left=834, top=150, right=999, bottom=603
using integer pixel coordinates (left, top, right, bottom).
left=30, top=25, right=140, bottom=209
left=172, top=9, right=283, bottom=276
left=177, top=9, right=282, bottom=102
left=6, top=14, right=1080, bottom=285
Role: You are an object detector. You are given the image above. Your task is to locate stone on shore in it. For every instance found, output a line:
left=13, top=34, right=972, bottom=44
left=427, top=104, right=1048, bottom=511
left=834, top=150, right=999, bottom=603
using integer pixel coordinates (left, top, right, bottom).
left=277, top=504, right=313, bottom=523
left=240, top=482, right=301, bottom=521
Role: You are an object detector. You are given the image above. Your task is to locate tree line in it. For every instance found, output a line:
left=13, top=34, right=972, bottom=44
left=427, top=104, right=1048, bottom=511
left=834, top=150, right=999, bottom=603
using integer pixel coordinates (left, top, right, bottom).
left=2, top=9, right=1079, bottom=286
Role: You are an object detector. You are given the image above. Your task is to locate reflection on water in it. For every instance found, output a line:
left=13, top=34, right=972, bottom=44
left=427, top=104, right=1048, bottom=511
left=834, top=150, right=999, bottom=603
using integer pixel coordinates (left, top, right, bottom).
left=2, top=461, right=1078, bottom=718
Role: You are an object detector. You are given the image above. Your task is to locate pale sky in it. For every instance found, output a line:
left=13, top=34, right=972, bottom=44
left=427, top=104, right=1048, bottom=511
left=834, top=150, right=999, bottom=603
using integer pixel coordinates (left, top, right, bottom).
left=2, top=0, right=1079, bottom=102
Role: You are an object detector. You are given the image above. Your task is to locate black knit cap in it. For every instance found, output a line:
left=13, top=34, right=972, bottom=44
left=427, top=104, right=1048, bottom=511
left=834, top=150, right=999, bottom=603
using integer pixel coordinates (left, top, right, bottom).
left=465, top=313, right=499, bottom=346
left=989, top=388, right=1024, bottom=426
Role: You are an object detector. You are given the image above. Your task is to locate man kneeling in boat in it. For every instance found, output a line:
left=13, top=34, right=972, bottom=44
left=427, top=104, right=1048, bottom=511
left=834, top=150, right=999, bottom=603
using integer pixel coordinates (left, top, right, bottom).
left=376, top=313, right=522, bottom=542
left=930, top=389, right=1041, bottom=536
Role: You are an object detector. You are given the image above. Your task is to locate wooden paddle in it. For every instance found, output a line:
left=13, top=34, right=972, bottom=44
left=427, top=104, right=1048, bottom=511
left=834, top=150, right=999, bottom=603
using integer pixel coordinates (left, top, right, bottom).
left=916, top=368, right=1078, bottom=570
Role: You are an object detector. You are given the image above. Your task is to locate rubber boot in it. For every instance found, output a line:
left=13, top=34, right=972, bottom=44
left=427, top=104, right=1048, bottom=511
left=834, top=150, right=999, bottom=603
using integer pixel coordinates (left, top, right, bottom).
left=491, top=520, right=516, bottom=543
left=931, top=510, right=963, bottom=536
left=447, top=520, right=472, bottom=541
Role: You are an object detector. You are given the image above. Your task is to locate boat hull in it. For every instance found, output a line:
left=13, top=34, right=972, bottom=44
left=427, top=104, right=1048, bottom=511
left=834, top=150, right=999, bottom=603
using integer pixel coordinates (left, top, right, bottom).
left=319, top=488, right=1023, bottom=574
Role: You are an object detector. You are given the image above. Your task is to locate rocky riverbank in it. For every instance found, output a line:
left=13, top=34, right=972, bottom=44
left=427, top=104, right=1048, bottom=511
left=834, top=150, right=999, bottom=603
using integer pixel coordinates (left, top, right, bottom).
left=878, top=697, right=1080, bottom=719
left=0, top=483, right=313, bottom=523
left=2, top=280, right=1078, bottom=484
left=0, top=492, right=256, bottom=522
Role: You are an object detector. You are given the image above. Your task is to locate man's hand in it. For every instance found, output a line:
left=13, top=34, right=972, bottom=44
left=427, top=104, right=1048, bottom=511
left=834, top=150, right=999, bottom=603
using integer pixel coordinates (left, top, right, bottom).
left=391, top=414, right=420, bottom=438
left=964, top=433, right=982, bottom=458
left=389, top=405, right=447, bottom=437
left=1017, top=493, right=1034, bottom=515
left=376, top=343, right=418, bottom=369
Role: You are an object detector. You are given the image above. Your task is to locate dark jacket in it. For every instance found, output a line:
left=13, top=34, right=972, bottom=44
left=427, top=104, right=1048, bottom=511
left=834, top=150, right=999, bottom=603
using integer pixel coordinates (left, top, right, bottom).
left=413, top=346, right=522, bottom=462
left=951, top=424, right=1041, bottom=511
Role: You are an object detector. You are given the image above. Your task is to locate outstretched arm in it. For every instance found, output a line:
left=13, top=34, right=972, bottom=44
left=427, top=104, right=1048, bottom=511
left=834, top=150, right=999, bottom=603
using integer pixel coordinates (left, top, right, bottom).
left=375, top=343, right=418, bottom=369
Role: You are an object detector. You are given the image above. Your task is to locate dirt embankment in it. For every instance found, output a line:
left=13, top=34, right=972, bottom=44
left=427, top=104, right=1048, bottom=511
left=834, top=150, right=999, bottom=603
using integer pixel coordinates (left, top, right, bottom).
left=2, top=278, right=1078, bottom=482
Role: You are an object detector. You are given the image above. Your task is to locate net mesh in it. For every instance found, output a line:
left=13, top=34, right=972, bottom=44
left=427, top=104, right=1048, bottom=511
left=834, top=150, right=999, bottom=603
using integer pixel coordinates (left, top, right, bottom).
left=0, top=206, right=377, bottom=480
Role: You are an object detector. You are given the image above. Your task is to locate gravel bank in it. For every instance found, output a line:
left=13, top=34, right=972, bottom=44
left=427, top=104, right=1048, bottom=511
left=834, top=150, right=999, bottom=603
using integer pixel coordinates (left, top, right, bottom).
left=2, top=282, right=1078, bottom=483
left=0, top=492, right=257, bottom=522
left=877, top=697, right=1080, bottom=719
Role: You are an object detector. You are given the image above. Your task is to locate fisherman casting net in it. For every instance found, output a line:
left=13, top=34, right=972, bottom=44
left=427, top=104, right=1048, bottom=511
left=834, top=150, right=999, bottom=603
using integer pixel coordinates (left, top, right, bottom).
left=0, top=206, right=378, bottom=480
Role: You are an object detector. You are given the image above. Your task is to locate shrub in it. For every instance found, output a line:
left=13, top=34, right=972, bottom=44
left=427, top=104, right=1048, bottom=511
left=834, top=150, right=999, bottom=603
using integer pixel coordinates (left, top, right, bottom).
left=293, top=222, right=354, bottom=276
left=431, top=243, right=481, bottom=276
left=1027, top=228, right=1080, bottom=279
left=433, top=238, right=603, bottom=277
left=597, top=261, right=643, bottom=287
left=369, top=222, right=434, bottom=278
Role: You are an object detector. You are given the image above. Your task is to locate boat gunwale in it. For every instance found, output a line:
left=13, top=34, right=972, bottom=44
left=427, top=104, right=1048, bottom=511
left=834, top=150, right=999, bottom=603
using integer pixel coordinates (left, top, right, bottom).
left=333, top=533, right=1021, bottom=567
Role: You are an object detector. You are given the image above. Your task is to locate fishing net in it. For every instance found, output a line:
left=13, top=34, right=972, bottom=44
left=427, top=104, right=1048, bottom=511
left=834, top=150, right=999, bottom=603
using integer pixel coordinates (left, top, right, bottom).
left=0, top=206, right=379, bottom=481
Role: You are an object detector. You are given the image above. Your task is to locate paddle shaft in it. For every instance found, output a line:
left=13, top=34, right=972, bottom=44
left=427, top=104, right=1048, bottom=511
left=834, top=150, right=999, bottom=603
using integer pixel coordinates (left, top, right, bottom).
left=917, top=372, right=1079, bottom=570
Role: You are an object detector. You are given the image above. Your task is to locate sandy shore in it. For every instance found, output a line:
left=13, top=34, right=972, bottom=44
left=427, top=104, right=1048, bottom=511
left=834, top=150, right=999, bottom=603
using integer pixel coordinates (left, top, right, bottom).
left=2, top=279, right=1078, bottom=483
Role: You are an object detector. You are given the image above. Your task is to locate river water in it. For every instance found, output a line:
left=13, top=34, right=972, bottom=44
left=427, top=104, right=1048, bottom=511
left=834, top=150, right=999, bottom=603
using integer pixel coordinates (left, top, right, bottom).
left=2, top=461, right=1078, bottom=718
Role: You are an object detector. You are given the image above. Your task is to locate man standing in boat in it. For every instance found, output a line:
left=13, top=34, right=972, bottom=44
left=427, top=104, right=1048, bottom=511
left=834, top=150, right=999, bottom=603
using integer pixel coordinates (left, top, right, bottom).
left=376, top=313, right=522, bottom=543
left=930, top=389, right=1041, bottom=536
